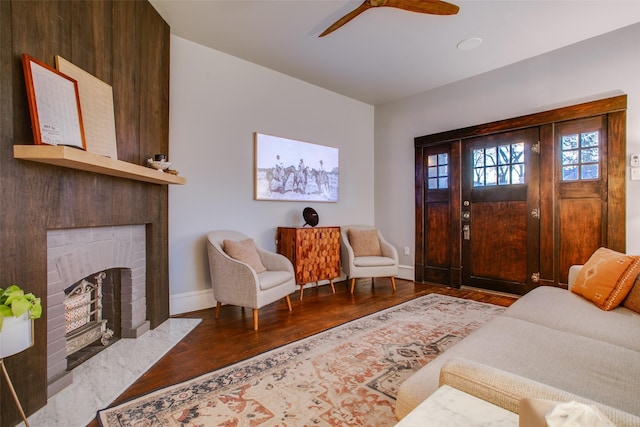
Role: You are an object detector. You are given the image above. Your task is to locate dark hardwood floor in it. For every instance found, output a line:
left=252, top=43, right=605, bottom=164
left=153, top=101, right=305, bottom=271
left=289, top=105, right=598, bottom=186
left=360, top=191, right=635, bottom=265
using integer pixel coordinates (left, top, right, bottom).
left=87, top=278, right=517, bottom=426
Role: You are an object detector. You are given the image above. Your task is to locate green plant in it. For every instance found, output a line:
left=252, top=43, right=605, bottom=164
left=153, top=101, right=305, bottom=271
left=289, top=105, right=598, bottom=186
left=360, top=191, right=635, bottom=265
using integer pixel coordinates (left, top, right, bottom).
left=0, top=285, right=42, bottom=332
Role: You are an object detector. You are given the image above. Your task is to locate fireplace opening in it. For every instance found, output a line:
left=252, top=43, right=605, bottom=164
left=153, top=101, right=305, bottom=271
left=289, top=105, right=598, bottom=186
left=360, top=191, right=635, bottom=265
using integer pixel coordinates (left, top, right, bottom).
left=65, top=269, right=122, bottom=370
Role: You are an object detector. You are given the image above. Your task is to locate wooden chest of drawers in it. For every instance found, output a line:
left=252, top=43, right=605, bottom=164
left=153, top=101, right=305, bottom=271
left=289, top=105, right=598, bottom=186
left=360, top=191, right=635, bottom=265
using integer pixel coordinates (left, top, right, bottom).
left=276, top=226, right=341, bottom=299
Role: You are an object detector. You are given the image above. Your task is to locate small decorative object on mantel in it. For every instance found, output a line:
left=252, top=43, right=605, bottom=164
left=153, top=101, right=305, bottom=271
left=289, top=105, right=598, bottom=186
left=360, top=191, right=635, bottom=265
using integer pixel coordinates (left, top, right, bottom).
left=0, top=285, right=42, bottom=427
left=147, top=156, right=172, bottom=171
left=148, top=154, right=178, bottom=175
left=303, top=207, right=319, bottom=227
left=147, top=159, right=171, bottom=170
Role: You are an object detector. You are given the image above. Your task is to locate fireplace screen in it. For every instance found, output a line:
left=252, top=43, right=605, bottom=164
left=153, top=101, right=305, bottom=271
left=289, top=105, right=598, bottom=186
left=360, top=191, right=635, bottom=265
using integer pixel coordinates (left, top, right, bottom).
left=64, top=272, right=113, bottom=356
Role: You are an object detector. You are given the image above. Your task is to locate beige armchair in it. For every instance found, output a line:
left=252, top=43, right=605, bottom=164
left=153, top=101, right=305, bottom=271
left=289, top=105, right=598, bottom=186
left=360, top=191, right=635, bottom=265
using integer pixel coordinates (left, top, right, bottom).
left=206, top=230, right=296, bottom=330
left=340, top=225, right=399, bottom=294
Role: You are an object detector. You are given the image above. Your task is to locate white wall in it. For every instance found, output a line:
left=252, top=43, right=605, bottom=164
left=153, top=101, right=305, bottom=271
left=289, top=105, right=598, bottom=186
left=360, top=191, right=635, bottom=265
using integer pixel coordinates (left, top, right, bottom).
left=375, top=22, right=640, bottom=274
left=168, top=22, right=640, bottom=313
left=168, top=36, right=374, bottom=314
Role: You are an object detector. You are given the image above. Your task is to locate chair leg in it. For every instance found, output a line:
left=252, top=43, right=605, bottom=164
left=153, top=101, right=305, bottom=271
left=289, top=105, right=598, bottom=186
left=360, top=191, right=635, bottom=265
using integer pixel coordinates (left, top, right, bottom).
left=329, top=279, right=336, bottom=294
left=299, top=284, right=304, bottom=301
left=391, top=276, right=397, bottom=292
left=253, top=308, right=259, bottom=331
left=350, top=278, right=356, bottom=294
left=215, top=301, right=222, bottom=318
left=285, top=295, right=292, bottom=312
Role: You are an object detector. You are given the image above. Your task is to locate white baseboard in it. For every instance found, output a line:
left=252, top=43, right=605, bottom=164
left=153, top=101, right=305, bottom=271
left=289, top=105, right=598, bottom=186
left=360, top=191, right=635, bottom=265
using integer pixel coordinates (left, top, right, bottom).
left=170, top=289, right=216, bottom=316
left=397, top=264, right=414, bottom=281
left=168, top=282, right=337, bottom=315
left=170, top=267, right=415, bottom=316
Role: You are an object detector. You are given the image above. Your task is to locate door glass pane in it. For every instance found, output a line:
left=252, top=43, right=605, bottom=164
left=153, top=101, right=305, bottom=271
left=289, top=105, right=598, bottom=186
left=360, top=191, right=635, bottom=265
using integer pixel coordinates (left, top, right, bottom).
left=439, top=177, right=448, bottom=188
left=560, top=130, right=600, bottom=181
left=428, top=166, right=437, bottom=178
left=498, top=165, right=509, bottom=185
left=581, top=164, right=599, bottom=180
left=498, top=145, right=510, bottom=165
left=428, top=155, right=437, bottom=167
left=474, top=168, right=485, bottom=187
left=486, top=167, right=497, bottom=186
left=581, top=131, right=599, bottom=147
left=581, top=148, right=599, bottom=163
left=512, top=164, right=525, bottom=184
left=562, top=134, right=579, bottom=149
left=563, top=165, right=578, bottom=181
left=438, top=153, right=448, bottom=164
left=485, top=147, right=497, bottom=166
left=563, top=150, right=579, bottom=165
left=473, top=148, right=485, bottom=167
left=512, top=143, right=524, bottom=164
left=428, top=178, right=438, bottom=189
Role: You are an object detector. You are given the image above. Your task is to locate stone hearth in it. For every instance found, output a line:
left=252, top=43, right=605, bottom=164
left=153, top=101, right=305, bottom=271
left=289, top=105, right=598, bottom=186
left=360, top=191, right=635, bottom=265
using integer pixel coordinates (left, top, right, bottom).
left=46, top=225, right=150, bottom=398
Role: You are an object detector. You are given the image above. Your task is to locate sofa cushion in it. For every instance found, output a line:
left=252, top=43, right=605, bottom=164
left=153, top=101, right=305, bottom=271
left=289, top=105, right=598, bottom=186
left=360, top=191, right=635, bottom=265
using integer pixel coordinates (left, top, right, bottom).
left=395, top=316, right=640, bottom=420
left=503, top=286, right=640, bottom=353
left=623, top=274, right=640, bottom=314
left=347, top=228, right=382, bottom=257
left=223, top=238, right=267, bottom=273
left=571, top=247, right=640, bottom=310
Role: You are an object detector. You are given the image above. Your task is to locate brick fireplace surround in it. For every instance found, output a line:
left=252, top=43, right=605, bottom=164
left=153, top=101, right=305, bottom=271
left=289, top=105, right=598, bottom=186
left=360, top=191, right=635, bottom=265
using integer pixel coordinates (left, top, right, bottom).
left=46, top=225, right=150, bottom=397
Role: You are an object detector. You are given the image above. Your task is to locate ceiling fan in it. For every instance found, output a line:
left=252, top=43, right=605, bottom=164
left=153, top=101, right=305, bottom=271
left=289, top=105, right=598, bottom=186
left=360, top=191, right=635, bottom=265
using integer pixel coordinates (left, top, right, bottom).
left=319, top=0, right=459, bottom=37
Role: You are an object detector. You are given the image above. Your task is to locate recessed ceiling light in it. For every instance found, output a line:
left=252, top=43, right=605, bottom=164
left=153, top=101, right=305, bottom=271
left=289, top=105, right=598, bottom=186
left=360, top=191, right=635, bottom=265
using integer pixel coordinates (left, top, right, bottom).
left=457, top=37, right=483, bottom=51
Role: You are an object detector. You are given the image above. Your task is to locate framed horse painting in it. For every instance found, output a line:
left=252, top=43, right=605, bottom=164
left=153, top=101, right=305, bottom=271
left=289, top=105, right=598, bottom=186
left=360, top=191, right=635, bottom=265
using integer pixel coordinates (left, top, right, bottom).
left=254, top=133, right=339, bottom=202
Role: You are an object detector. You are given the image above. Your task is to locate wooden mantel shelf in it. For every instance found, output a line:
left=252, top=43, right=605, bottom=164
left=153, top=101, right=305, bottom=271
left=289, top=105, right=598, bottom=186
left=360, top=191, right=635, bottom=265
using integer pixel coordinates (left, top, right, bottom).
left=14, top=145, right=186, bottom=185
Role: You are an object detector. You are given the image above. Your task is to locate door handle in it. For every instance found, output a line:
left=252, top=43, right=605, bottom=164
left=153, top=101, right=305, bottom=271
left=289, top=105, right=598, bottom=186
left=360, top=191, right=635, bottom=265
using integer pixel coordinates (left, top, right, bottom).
left=463, top=224, right=470, bottom=240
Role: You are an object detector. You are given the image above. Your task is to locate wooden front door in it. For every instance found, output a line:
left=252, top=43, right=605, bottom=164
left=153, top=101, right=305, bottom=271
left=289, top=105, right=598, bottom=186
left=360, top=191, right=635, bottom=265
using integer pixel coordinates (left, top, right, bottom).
left=415, top=96, right=627, bottom=293
left=461, top=128, right=540, bottom=294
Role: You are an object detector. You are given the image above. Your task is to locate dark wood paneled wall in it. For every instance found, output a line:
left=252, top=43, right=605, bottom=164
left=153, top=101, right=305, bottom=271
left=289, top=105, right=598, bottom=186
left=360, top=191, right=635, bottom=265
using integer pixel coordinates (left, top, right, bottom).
left=0, top=1, right=170, bottom=424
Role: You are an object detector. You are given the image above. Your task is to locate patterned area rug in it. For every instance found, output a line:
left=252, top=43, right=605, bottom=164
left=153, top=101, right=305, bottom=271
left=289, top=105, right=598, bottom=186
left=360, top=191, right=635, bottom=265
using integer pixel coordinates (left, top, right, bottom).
left=98, top=294, right=504, bottom=426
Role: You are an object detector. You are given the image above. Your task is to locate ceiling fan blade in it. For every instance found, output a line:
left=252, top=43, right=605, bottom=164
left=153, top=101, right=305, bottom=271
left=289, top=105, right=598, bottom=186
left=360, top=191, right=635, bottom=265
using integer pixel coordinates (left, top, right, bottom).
left=319, top=1, right=373, bottom=37
left=384, top=0, right=459, bottom=15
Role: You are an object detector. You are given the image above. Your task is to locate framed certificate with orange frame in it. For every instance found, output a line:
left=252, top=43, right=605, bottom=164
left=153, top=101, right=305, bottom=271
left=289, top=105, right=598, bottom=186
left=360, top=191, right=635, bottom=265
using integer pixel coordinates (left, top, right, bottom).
left=21, top=53, right=86, bottom=150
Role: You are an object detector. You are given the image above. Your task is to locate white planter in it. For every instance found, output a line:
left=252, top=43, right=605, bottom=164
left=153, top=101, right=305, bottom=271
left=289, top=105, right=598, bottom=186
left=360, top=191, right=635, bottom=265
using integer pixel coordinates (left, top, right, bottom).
left=0, top=312, right=34, bottom=358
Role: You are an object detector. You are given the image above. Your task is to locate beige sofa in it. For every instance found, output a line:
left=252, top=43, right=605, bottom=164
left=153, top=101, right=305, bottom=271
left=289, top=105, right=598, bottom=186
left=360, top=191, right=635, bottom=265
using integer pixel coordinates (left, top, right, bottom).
left=396, top=265, right=640, bottom=426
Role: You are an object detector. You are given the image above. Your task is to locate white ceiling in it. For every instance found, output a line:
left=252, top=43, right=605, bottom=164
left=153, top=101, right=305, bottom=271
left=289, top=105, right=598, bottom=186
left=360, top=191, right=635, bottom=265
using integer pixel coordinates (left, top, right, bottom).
left=149, top=0, right=640, bottom=105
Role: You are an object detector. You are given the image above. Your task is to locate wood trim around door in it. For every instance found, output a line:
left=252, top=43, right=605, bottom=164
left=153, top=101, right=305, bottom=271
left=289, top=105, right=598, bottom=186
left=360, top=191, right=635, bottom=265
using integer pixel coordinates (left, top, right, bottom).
left=414, top=95, right=627, bottom=291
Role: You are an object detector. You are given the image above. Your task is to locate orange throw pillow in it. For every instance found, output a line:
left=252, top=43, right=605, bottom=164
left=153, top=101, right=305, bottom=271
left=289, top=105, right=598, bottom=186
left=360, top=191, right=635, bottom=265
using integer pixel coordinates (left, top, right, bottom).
left=571, top=247, right=640, bottom=310
left=347, top=228, right=382, bottom=257
left=223, top=238, right=267, bottom=273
